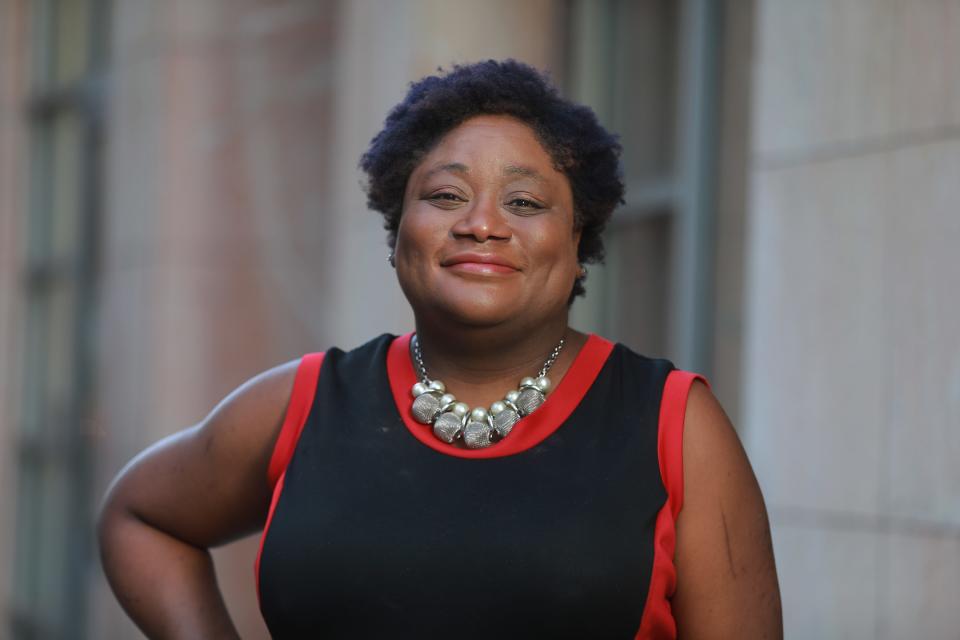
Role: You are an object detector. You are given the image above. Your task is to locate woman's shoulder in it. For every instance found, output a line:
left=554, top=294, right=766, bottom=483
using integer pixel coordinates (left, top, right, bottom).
left=195, top=357, right=306, bottom=481
left=208, top=357, right=304, bottom=437
left=97, top=356, right=311, bottom=549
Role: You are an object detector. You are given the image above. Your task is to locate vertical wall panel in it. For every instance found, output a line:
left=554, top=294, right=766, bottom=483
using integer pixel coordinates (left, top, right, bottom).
left=746, top=0, right=960, bottom=636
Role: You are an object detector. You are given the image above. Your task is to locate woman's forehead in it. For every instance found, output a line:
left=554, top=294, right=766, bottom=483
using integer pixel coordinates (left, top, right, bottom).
left=412, top=115, right=561, bottom=182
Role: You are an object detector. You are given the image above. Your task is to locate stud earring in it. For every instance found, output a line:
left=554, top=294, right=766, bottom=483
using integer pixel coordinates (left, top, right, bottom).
left=387, top=251, right=396, bottom=268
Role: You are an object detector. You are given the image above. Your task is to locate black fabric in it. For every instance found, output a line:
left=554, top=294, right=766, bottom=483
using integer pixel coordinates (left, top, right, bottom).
left=259, top=334, right=674, bottom=639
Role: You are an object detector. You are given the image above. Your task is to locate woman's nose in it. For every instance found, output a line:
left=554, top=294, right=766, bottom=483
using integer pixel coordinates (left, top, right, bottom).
left=451, top=195, right=512, bottom=242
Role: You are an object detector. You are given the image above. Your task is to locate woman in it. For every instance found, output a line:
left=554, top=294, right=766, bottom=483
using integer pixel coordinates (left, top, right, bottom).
left=99, top=60, right=782, bottom=638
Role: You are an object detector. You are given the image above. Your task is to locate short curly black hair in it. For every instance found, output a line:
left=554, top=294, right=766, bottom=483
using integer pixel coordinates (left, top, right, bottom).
left=359, top=59, right=624, bottom=300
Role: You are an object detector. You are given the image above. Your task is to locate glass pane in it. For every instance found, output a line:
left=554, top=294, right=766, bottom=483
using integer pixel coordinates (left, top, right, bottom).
left=566, top=0, right=616, bottom=120
left=26, top=111, right=84, bottom=266
left=26, top=125, right=54, bottom=263
left=600, top=214, right=673, bottom=357
left=20, top=293, right=49, bottom=437
left=11, top=462, right=41, bottom=619
left=46, top=279, right=78, bottom=424
left=55, top=0, right=93, bottom=86
left=20, top=284, right=79, bottom=441
left=568, top=0, right=678, bottom=184
left=50, top=110, right=84, bottom=262
left=29, top=0, right=55, bottom=88
left=37, top=458, right=71, bottom=631
left=11, top=458, right=72, bottom=637
left=609, top=0, right=678, bottom=184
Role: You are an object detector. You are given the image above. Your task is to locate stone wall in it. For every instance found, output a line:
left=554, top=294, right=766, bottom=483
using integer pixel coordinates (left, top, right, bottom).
left=743, top=0, right=960, bottom=636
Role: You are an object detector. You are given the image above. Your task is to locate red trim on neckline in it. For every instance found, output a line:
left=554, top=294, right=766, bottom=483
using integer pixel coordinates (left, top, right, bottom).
left=387, top=332, right=614, bottom=459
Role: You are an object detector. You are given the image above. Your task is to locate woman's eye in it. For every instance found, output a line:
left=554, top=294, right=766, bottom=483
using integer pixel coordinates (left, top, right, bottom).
left=427, top=192, right=464, bottom=204
left=507, top=198, right=543, bottom=209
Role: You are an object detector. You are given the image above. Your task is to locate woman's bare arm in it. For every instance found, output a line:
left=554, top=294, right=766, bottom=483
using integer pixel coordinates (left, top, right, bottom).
left=97, top=359, right=299, bottom=639
left=672, top=381, right=783, bottom=639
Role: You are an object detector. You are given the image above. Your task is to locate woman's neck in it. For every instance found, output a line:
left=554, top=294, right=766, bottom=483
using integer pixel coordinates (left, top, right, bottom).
left=411, top=316, right=587, bottom=409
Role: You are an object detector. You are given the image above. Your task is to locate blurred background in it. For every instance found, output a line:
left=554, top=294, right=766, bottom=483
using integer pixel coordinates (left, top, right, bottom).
left=0, top=0, right=958, bottom=638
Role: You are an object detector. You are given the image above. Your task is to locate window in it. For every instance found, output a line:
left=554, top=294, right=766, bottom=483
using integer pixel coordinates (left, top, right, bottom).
left=566, top=0, right=721, bottom=375
left=12, top=1, right=109, bottom=637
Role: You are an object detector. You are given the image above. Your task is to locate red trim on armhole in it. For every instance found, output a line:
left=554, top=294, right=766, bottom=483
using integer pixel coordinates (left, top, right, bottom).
left=255, top=352, right=325, bottom=606
left=635, top=370, right=708, bottom=640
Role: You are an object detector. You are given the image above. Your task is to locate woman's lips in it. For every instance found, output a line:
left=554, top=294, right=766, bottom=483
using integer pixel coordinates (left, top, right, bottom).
left=445, top=261, right=518, bottom=274
left=441, top=253, right=520, bottom=275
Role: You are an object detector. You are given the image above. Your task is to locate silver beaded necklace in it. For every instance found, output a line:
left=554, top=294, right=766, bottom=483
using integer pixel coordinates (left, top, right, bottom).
left=409, top=334, right=565, bottom=449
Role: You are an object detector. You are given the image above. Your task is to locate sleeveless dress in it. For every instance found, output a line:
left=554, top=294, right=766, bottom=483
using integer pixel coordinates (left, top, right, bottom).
left=256, top=333, right=704, bottom=639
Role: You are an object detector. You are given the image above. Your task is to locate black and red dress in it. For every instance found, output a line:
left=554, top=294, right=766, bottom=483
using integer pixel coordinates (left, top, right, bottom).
left=256, top=333, right=704, bottom=639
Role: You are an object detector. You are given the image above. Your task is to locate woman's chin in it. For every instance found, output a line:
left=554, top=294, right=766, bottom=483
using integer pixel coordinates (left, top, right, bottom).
left=422, top=290, right=524, bottom=328
left=439, top=303, right=516, bottom=328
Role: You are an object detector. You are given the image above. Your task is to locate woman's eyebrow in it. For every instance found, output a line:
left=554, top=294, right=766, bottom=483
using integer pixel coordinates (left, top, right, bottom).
left=503, top=164, right=545, bottom=182
left=423, top=162, right=468, bottom=179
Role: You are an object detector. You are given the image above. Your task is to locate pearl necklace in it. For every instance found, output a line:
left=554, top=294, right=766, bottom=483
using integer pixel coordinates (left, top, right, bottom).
left=409, top=334, right=565, bottom=449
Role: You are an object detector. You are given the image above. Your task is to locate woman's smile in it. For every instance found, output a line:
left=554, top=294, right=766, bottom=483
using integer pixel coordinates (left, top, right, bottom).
left=441, top=252, right=521, bottom=276
left=446, top=262, right=517, bottom=275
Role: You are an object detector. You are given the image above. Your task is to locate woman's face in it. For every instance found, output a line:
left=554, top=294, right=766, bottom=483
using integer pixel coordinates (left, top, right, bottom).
left=395, top=115, right=580, bottom=330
